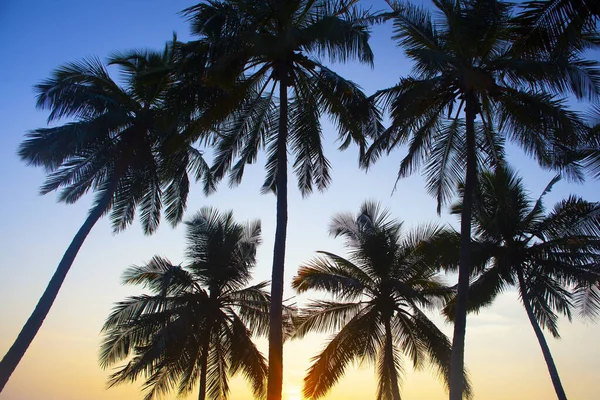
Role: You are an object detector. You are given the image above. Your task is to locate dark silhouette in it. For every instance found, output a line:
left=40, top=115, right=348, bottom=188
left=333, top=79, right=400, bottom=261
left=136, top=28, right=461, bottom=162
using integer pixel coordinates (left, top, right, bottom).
left=0, top=47, right=215, bottom=392
left=365, top=2, right=595, bottom=397
left=182, top=2, right=380, bottom=398
left=438, top=167, right=600, bottom=400
left=292, top=201, right=471, bottom=400
left=100, top=208, right=270, bottom=400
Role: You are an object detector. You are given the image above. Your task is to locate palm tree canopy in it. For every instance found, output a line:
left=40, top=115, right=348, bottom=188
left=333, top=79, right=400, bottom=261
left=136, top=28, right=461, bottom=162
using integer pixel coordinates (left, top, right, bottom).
left=366, top=0, right=597, bottom=211
left=442, top=166, right=600, bottom=331
left=292, top=201, right=471, bottom=400
left=100, top=208, right=270, bottom=400
left=183, top=0, right=382, bottom=195
left=18, top=44, right=214, bottom=234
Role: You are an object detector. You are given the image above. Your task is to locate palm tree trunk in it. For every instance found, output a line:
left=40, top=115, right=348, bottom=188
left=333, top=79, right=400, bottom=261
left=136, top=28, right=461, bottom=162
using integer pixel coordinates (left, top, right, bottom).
left=267, top=67, right=289, bottom=400
left=384, top=319, right=401, bottom=400
left=197, top=335, right=211, bottom=400
left=517, top=271, right=568, bottom=400
left=0, top=183, right=116, bottom=393
left=449, top=92, right=477, bottom=400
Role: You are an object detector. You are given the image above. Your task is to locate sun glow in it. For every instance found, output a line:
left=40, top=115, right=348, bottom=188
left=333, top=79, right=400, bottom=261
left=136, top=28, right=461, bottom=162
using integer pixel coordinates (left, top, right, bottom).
left=285, top=386, right=303, bottom=400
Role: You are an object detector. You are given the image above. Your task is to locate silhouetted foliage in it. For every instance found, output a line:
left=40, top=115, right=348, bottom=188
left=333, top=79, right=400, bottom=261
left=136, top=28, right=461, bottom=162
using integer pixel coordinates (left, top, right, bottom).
left=440, top=166, right=600, bottom=400
left=292, top=201, right=471, bottom=400
left=100, top=208, right=269, bottom=400
left=182, top=1, right=381, bottom=398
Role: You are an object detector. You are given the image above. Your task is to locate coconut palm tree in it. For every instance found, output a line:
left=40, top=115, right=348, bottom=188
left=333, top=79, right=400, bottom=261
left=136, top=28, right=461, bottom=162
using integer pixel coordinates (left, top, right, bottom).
left=441, top=166, right=600, bottom=400
left=182, top=2, right=380, bottom=398
left=100, top=208, right=269, bottom=400
left=292, top=201, right=471, bottom=400
left=365, top=1, right=596, bottom=397
left=0, top=47, right=215, bottom=391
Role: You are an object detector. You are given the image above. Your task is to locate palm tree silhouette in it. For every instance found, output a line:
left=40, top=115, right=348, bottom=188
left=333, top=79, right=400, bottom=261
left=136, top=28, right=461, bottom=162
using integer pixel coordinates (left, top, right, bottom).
left=441, top=166, right=600, bottom=400
left=365, top=2, right=595, bottom=397
left=0, top=46, right=214, bottom=391
left=100, top=208, right=270, bottom=400
left=292, top=201, right=471, bottom=400
left=182, top=1, right=380, bottom=398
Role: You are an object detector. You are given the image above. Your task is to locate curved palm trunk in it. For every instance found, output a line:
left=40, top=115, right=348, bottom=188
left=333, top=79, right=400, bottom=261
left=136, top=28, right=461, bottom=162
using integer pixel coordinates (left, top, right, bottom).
left=0, top=183, right=116, bottom=392
left=517, top=271, right=568, bottom=400
left=384, top=319, right=401, bottom=400
left=449, top=92, right=477, bottom=400
left=267, top=69, right=288, bottom=400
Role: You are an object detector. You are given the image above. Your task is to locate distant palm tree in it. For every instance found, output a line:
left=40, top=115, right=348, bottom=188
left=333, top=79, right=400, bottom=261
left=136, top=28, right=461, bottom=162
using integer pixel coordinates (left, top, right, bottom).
left=182, top=1, right=380, bottom=398
left=0, top=47, right=215, bottom=391
left=100, top=208, right=269, bottom=400
left=441, top=167, right=600, bottom=400
left=365, top=1, right=596, bottom=397
left=292, top=201, right=471, bottom=400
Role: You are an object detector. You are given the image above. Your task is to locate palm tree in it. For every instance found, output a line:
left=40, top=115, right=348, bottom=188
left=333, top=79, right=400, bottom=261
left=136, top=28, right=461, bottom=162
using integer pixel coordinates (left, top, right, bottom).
left=182, top=2, right=380, bottom=398
left=291, top=201, right=471, bottom=400
left=100, top=207, right=269, bottom=400
left=441, top=166, right=600, bottom=400
left=0, top=47, right=215, bottom=391
left=365, top=1, right=596, bottom=397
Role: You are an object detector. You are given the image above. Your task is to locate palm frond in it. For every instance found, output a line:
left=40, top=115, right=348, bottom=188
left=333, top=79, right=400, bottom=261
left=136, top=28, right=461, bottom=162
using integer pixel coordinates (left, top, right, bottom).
left=34, top=56, right=132, bottom=122
left=573, top=282, right=600, bottom=319
left=423, top=118, right=465, bottom=213
left=303, top=309, right=382, bottom=399
left=522, top=270, right=573, bottom=337
left=288, top=69, right=330, bottom=196
left=298, top=0, right=375, bottom=66
left=293, top=254, right=370, bottom=300
left=535, top=195, right=600, bottom=239
left=444, top=266, right=507, bottom=321
left=412, top=309, right=472, bottom=398
left=294, top=300, right=369, bottom=338
left=227, top=314, right=268, bottom=398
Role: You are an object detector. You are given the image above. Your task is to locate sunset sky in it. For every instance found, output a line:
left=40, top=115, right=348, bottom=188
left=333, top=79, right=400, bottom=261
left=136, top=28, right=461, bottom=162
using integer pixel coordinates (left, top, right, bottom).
left=1, top=1, right=599, bottom=399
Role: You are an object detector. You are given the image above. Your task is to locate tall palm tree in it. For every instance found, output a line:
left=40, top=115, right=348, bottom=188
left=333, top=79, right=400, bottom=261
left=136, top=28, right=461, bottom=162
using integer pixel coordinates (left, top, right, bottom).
left=100, top=208, right=269, bottom=400
left=292, top=201, right=471, bottom=400
left=365, top=1, right=596, bottom=397
left=441, top=166, right=600, bottom=400
left=182, top=2, right=380, bottom=398
left=0, top=47, right=215, bottom=391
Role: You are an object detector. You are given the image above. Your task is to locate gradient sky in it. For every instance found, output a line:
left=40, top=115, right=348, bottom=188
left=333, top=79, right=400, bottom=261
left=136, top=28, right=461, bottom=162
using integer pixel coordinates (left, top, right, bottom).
left=1, top=1, right=599, bottom=399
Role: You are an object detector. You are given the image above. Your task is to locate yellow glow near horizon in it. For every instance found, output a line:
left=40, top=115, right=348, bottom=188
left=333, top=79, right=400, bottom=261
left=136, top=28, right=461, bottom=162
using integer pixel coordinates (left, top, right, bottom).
left=285, top=386, right=303, bottom=400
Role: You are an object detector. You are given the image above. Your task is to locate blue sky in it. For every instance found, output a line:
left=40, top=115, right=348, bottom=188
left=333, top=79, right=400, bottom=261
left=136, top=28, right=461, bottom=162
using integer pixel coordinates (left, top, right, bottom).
left=1, top=1, right=599, bottom=399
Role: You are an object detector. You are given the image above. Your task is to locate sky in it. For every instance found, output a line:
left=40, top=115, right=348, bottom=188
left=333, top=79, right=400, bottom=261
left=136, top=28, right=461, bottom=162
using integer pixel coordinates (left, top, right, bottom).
left=0, top=1, right=599, bottom=400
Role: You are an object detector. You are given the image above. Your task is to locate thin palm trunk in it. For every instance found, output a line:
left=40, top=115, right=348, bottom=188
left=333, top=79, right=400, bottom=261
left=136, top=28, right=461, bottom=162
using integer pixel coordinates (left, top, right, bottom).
left=384, top=318, right=401, bottom=400
left=197, top=334, right=211, bottom=400
left=517, top=271, right=568, bottom=400
left=449, top=93, right=477, bottom=400
left=267, top=68, right=288, bottom=400
left=0, top=182, right=116, bottom=392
